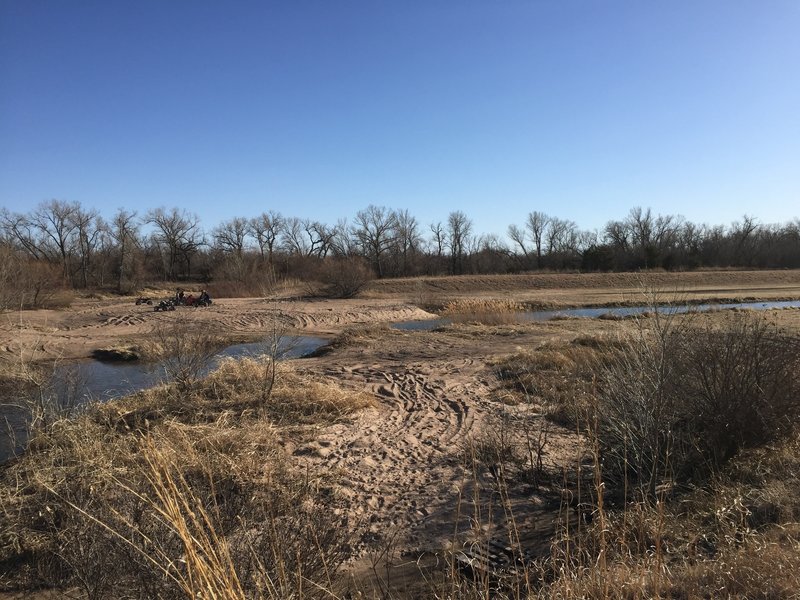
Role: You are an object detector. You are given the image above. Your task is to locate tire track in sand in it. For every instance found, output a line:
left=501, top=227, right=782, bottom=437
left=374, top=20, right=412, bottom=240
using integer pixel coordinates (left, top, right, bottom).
left=294, top=361, right=493, bottom=553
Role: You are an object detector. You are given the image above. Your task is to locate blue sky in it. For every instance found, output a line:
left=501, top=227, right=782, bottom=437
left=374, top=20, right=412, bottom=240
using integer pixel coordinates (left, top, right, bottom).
left=1, top=1, right=798, bottom=237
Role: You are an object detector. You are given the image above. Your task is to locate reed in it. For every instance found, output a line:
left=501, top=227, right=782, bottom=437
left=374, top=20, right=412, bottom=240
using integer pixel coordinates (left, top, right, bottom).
left=442, top=298, right=525, bottom=325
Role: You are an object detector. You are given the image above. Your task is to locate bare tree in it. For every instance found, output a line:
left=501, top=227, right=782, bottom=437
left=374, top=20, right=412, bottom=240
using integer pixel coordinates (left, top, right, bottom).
left=447, top=210, right=472, bottom=275
left=353, top=205, right=398, bottom=278
left=507, top=224, right=529, bottom=262
left=305, top=220, right=336, bottom=258
left=71, top=206, right=102, bottom=288
left=526, top=211, right=550, bottom=268
left=109, top=209, right=140, bottom=292
left=730, top=214, right=759, bottom=265
left=248, top=211, right=284, bottom=264
left=604, top=219, right=630, bottom=252
left=0, top=208, right=48, bottom=260
left=545, top=217, right=575, bottom=254
left=429, top=221, right=447, bottom=259
left=328, top=218, right=357, bottom=257
left=212, top=217, right=249, bottom=260
left=281, top=217, right=306, bottom=256
left=23, top=200, right=83, bottom=280
left=281, top=217, right=332, bottom=258
left=393, top=209, right=422, bottom=276
left=146, top=207, right=203, bottom=280
left=211, top=217, right=250, bottom=281
left=627, top=206, right=654, bottom=251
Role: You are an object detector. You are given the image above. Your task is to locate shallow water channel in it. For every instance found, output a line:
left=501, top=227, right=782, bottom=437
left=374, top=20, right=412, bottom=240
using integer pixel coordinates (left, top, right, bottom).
left=3, top=299, right=799, bottom=462
left=0, top=335, right=326, bottom=462
left=393, top=299, right=800, bottom=331
left=59, top=335, right=327, bottom=404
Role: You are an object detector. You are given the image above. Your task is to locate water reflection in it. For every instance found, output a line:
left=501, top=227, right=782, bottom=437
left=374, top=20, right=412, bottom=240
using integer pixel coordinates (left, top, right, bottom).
left=0, top=335, right=327, bottom=463
left=393, top=299, right=800, bottom=331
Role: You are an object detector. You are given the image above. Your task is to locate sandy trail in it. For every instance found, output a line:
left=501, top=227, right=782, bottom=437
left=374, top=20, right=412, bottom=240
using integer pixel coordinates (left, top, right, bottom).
left=295, top=358, right=489, bottom=553
left=0, top=298, right=434, bottom=361
left=290, top=322, right=591, bottom=566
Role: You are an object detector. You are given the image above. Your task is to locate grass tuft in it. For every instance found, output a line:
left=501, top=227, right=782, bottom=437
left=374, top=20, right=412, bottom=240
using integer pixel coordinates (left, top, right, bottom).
left=442, top=298, right=525, bottom=325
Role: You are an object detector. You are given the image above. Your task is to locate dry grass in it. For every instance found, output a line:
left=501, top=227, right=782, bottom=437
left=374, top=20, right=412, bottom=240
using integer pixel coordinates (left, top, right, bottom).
left=314, top=323, right=392, bottom=354
left=0, top=354, right=374, bottom=598
left=96, top=356, right=375, bottom=433
left=491, top=337, right=618, bottom=422
left=442, top=298, right=526, bottom=326
left=530, top=434, right=800, bottom=599
left=480, top=312, right=800, bottom=600
left=368, top=269, right=800, bottom=296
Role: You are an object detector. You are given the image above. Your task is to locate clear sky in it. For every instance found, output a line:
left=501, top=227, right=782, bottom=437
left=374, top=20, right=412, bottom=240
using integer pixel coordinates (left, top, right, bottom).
left=1, top=1, right=798, bottom=237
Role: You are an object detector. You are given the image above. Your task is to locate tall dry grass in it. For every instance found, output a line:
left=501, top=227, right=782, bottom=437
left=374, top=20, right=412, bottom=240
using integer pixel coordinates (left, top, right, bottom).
left=442, top=298, right=525, bottom=326
left=1, top=352, right=373, bottom=598
left=471, top=310, right=800, bottom=599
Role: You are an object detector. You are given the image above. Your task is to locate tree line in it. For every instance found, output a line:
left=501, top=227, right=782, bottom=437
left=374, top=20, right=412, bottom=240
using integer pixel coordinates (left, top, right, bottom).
left=1, top=200, right=799, bottom=296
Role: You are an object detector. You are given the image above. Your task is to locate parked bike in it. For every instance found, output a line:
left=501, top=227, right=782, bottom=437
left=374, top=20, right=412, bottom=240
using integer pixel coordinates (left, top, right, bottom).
left=153, top=299, right=176, bottom=312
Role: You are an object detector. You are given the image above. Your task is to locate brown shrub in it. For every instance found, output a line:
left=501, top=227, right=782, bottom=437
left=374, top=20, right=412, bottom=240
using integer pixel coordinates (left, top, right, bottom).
left=0, top=247, right=71, bottom=310
left=315, top=256, right=374, bottom=299
left=595, top=312, right=800, bottom=496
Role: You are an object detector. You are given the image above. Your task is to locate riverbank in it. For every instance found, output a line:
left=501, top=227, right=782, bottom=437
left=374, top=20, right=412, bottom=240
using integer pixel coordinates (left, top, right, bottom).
left=1, top=270, right=798, bottom=363
left=1, top=270, right=800, bottom=598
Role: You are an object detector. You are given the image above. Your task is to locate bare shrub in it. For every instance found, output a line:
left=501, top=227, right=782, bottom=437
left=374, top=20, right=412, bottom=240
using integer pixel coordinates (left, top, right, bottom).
left=595, top=311, right=800, bottom=497
left=316, top=256, right=374, bottom=298
left=0, top=247, right=70, bottom=310
left=682, top=315, right=800, bottom=464
left=465, top=409, right=551, bottom=492
left=535, top=433, right=800, bottom=600
left=149, top=318, right=224, bottom=393
left=208, top=261, right=282, bottom=298
left=208, top=358, right=375, bottom=425
left=408, top=280, right=450, bottom=312
left=0, top=343, right=88, bottom=463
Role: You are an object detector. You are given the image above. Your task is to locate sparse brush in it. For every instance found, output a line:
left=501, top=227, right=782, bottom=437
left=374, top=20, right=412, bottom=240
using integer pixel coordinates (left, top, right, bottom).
left=595, top=311, right=800, bottom=498
left=323, top=323, right=390, bottom=352
left=492, top=341, right=608, bottom=424
left=207, top=357, right=376, bottom=425
left=411, top=280, right=444, bottom=312
left=140, top=317, right=228, bottom=368
left=535, top=432, right=800, bottom=600
left=442, top=298, right=525, bottom=326
left=1, top=392, right=357, bottom=598
left=315, top=256, right=375, bottom=299
left=93, top=357, right=375, bottom=433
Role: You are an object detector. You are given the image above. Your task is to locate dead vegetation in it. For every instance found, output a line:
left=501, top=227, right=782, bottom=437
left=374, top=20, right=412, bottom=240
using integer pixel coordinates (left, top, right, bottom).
left=2, top=291, right=800, bottom=598
left=0, top=350, right=373, bottom=598
left=441, top=298, right=526, bottom=326
left=471, top=311, right=800, bottom=599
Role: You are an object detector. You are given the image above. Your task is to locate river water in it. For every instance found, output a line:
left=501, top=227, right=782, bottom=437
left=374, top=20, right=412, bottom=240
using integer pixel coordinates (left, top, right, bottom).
left=393, top=299, right=800, bottom=331
left=3, top=299, right=799, bottom=462
left=0, top=335, right=326, bottom=462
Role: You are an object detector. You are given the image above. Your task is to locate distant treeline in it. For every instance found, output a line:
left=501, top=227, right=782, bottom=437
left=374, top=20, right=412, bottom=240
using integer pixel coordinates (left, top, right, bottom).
left=1, top=201, right=799, bottom=296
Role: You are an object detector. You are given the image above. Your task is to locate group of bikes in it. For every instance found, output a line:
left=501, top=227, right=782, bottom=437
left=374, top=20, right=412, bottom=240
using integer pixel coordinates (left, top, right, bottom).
left=135, top=289, right=213, bottom=312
